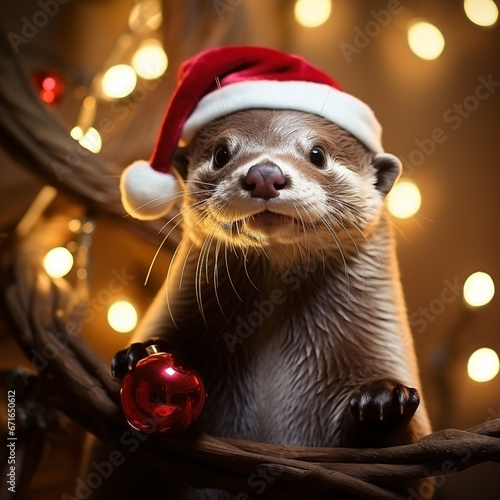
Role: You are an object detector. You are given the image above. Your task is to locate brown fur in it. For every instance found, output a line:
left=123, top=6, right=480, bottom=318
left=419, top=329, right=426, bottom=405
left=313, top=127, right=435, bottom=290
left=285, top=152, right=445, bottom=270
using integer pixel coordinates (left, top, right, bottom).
left=92, top=110, right=432, bottom=499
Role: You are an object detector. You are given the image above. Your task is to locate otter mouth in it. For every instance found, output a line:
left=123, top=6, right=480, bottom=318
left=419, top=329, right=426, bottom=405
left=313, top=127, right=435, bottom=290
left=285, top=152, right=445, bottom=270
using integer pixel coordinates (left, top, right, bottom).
left=246, top=210, right=295, bottom=229
left=223, top=211, right=320, bottom=240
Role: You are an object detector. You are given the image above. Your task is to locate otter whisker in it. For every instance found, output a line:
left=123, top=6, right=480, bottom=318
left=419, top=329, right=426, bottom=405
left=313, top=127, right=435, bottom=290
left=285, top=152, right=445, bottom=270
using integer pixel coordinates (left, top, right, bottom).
left=163, top=211, right=208, bottom=329
left=196, top=217, right=221, bottom=319
left=324, top=211, right=367, bottom=296
left=385, top=216, right=413, bottom=246
left=157, top=196, right=210, bottom=235
left=292, top=203, right=309, bottom=255
left=175, top=210, right=211, bottom=289
left=145, top=202, right=208, bottom=286
left=145, top=230, right=173, bottom=286
left=260, top=244, right=270, bottom=261
left=164, top=243, right=183, bottom=330
left=327, top=196, right=384, bottom=273
left=241, top=247, right=260, bottom=291
left=325, top=208, right=364, bottom=263
left=203, top=226, right=217, bottom=285
left=183, top=178, right=219, bottom=188
left=333, top=207, right=384, bottom=274
left=277, top=244, right=298, bottom=280
left=306, top=205, right=328, bottom=274
left=335, top=199, right=370, bottom=226
left=224, top=239, right=244, bottom=303
left=213, top=238, right=230, bottom=322
left=194, top=232, right=211, bottom=327
left=319, top=215, right=350, bottom=289
left=126, top=187, right=186, bottom=219
left=138, top=177, right=216, bottom=218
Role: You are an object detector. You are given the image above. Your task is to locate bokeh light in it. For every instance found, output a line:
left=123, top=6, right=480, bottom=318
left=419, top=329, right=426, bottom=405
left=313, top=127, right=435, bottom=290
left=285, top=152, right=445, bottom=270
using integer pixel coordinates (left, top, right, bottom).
left=463, top=271, right=495, bottom=307
left=294, top=0, right=332, bottom=28
left=43, top=247, right=74, bottom=278
left=32, top=71, right=65, bottom=105
left=464, top=0, right=498, bottom=26
left=128, top=0, right=163, bottom=32
left=70, top=126, right=83, bottom=141
left=101, top=64, right=137, bottom=99
left=108, top=301, right=138, bottom=333
left=467, top=348, right=500, bottom=382
left=407, top=21, right=445, bottom=60
left=132, top=40, right=168, bottom=79
left=386, top=180, right=422, bottom=219
left=77, top=127, right=102, bottom=154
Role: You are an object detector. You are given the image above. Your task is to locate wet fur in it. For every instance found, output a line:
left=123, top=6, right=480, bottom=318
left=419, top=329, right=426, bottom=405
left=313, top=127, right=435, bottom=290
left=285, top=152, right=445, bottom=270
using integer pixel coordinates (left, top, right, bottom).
left=109, top=110, right=431, bottom=498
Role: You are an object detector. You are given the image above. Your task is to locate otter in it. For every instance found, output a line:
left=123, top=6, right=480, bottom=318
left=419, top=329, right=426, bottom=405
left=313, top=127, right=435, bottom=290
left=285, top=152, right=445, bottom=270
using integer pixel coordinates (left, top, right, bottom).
left=109, top=108, right=432, bottom=499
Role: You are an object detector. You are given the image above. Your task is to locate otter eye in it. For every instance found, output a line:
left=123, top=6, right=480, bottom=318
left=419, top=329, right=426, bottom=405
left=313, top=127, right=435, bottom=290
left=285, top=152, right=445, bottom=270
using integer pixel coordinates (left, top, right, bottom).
left=214, top=145, right=231, bottom=168
left=309, top=146, right=326, bottom=167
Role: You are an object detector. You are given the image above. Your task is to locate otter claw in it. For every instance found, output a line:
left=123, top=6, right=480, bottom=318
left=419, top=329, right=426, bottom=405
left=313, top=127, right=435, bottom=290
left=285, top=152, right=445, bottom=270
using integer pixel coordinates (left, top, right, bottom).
left=350, top=379, right=420, bottom=428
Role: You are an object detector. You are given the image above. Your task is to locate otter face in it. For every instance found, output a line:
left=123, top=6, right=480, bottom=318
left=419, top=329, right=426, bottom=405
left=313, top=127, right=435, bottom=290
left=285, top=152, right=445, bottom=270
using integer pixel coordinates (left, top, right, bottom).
left=177, top=110, right=400, bottom=257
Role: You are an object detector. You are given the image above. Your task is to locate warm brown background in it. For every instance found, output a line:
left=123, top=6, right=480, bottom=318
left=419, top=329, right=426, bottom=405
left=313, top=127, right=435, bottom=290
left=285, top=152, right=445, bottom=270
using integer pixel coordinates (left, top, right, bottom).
left=1, top=0, right=499, bottom=498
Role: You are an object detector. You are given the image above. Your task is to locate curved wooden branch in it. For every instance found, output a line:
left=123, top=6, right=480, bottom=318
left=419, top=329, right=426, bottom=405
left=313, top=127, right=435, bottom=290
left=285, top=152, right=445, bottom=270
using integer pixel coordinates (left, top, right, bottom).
left=2, top=211, right=500, bottom=500
left=0, top=25, right=176, bottom=248
left=0, top=28, right=119, bottom=213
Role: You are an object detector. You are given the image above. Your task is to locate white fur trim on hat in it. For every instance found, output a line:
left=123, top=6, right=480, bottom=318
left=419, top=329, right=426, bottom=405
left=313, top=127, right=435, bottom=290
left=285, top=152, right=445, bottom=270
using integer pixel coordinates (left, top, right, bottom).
left=120, top=161, right=180, bottom=220
left=181, top=80, right=383, bottom=153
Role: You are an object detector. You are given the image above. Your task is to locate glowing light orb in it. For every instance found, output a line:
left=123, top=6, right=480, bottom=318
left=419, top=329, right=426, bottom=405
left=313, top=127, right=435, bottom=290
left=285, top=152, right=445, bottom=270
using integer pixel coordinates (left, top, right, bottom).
left=464, top=0, right=498, bottom=26
left=77, top=127, right=102, bottom=154
left=132, top=40, right=168, bottom=79
left=108, top=301, right=138, bottom=333
left=468, top=348, right=500, bottom=382
left=43, top=247, right=74, bottom=278
left=70, top=126, right=83, bottom=140
left=386, top=180, right=422, bottom=219
left=407, top=21, right=445, bottom=60
left=463, top=271, right=495, bottom=307
left=31, top=70, right=65, bottom=105
left=101, top=64, right=137, bottom=99
left=294, top=0, right=332, bottom=28
left=129, top=0, right=163, bottom=32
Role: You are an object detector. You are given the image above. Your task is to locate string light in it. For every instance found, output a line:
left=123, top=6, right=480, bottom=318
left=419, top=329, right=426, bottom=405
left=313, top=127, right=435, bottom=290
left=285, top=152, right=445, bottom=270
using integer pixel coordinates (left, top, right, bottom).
left=464, top=0, right=498, bottom=26
left=70, top=126, right=83, bottom=141
left=68, top=219, right=82, bottom=232
left=467, top=348, right=500, bottom=382
left=128, top=0, right=163, bottom=32
left=463, top=271, right=495, bottom=307
left=31, top=70, right=65, bottom=105
left=43, top=247, right=74, bottom=278
left=77, top=127, right=102, bottom=154
left=69, top=1, right=167, bottom=155
left=294, top=0, right=332, bottom=28
left=101, top=64, right=137, bottom=99
left=386, top=180, right=422, bottom=219
left=131, top=39, right=168, bottom=79
left=407, top=21, right=445, bottom=60
left=108, top=301, right=138, bottom=333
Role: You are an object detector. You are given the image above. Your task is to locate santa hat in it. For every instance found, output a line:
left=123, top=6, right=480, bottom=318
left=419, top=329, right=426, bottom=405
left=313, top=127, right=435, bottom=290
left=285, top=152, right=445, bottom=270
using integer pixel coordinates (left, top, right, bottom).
left=121, top=45, right=383, bottom=220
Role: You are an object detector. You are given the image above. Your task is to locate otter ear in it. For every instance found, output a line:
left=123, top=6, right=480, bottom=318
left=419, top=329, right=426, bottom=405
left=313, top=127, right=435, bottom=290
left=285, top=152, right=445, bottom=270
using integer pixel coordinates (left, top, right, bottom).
left=171, top=147, right=189, bottom=179
left=372, top=153, right=402, bottom=197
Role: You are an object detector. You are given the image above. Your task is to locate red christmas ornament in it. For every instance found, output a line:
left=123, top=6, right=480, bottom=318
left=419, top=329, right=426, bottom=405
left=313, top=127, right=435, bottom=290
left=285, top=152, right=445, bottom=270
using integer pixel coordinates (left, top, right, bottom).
left=31, top=70, right=65, bottom=106
left=120, top=346, right=206, bottom=434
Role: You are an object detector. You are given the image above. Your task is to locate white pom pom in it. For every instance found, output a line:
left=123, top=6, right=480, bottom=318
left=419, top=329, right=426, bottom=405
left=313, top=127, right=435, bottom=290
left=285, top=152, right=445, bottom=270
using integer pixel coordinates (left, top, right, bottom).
left=120, top=161, right=180, bottom=220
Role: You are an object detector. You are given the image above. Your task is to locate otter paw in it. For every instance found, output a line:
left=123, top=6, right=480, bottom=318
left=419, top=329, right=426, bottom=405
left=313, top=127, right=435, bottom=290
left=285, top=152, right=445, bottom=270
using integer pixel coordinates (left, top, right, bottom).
left=349, top=379, right=420, bottom=428
left=111, top=338, right=173, bottom=380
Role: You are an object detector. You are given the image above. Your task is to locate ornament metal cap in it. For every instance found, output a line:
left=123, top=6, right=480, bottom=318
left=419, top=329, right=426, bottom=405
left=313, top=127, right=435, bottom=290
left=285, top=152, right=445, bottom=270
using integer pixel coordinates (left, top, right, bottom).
left=145, top=345, right=160, bottom=356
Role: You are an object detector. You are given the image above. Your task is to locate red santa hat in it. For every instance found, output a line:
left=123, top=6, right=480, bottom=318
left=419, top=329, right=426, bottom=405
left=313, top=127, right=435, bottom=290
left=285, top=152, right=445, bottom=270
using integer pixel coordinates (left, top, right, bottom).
left=121, top=45, right=383, bottom=220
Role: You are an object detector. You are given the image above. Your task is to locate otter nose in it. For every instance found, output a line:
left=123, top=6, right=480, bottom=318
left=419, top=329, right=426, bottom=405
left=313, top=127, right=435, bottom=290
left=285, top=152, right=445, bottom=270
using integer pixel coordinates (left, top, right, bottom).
left=243, top=164, right=287, bottom=199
